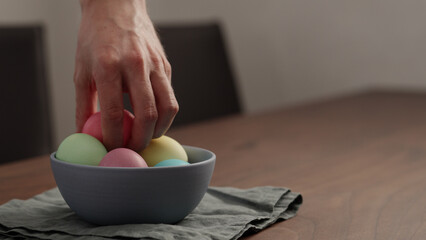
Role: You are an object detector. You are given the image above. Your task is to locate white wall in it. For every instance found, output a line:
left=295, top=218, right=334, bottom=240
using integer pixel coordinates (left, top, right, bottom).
left=147, top=0, right=426, bottom=112
left=2, top=0, right=426, bottom=146
left=0, top=0, right=80, bottom=146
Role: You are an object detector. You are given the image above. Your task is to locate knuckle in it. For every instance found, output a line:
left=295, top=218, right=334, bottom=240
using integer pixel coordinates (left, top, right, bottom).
left=164, top=61, right=172, bottom=77
left=125, top=51, right=144, bottom=67
left=143, top=105, right=158, bottom=122
left=95, top=48, right=120, bottom=71
left=150, top=55, right=163, bottom=71
left=165, top=100, right=179, bottom=116
left=102, top=106, right=123, bottom=123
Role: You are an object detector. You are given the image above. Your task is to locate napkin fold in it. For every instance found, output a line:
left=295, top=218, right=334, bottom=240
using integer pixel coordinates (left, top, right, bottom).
left=0, top=186, right=302, bottom=240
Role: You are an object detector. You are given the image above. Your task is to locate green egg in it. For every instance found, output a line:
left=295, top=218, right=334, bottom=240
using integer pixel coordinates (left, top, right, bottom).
left=56, top=133, right=107, bottom=166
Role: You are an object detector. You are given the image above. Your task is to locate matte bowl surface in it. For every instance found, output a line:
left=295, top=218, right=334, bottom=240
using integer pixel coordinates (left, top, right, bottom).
left=50, top=145, right=215, bottom=225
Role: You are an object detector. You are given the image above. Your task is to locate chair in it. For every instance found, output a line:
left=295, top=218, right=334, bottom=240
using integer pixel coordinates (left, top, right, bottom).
left=0, top=26, right=53, bottom=164
left=124, top=23, right=241, bottom=126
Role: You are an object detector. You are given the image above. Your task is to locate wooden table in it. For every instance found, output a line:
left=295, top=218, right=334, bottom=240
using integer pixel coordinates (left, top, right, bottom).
left=2, top=91, right=426, bottom=239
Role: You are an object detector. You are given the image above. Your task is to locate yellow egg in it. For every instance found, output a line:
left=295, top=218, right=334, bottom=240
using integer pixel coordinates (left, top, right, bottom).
left=139, top=136, right=188, bottom=167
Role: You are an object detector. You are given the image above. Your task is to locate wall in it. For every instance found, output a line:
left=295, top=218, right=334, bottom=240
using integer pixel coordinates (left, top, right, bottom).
left=1, top=0, right=426, bottom=147
left=147, top=0, right=426, bottom=112
left=0, top=0, right=80, bottom=147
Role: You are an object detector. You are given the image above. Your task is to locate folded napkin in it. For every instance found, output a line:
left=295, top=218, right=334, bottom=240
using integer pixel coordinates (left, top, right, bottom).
left=0, top=186, right=302, bottom=240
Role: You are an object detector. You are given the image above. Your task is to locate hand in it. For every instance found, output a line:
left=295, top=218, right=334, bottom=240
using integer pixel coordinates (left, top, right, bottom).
left=74, top=0, right=178, bottom=151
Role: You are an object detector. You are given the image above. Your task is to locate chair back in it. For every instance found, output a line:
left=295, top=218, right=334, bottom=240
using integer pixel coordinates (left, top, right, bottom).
left=0, top=26, right=52, bottom=163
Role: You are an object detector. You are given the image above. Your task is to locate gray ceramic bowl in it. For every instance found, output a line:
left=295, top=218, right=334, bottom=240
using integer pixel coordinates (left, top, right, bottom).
left=50, top=145, right=215, bottom=225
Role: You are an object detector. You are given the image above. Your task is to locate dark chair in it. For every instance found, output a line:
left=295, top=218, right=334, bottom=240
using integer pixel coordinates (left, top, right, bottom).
left=0, top=26, right=53, bottom=164
left=124, top=23, right=241, bottom=126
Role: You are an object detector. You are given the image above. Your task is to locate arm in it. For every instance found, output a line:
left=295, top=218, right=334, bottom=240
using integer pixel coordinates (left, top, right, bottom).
left=74, top=0, right=178, bottom=151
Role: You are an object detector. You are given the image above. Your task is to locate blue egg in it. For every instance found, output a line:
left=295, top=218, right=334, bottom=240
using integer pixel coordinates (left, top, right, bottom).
left=154, top=159, right=190, bottom=167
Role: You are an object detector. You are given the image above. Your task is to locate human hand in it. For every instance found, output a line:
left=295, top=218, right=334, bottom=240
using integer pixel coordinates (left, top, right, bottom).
left=74, top=0, right=178, bottom=151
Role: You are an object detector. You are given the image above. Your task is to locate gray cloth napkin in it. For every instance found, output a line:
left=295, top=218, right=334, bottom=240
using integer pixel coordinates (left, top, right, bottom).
left=0, top=186, right=302, bottom=240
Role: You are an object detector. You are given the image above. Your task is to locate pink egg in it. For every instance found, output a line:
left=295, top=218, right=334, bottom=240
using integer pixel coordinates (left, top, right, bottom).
left=82, top=110, right=134, bottom=146
left=99, top=148, right=148, bottom=167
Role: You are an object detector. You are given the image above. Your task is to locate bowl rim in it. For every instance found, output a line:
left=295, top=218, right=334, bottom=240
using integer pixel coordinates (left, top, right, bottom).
left=50, top=145, right=215, bottom=171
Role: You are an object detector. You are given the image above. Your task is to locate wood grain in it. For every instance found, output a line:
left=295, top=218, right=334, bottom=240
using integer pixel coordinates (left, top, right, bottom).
left=2, top=91, right=426, bottom=239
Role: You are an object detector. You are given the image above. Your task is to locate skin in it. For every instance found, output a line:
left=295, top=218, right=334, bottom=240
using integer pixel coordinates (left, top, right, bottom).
left=74, top=0, right=179, bottom=151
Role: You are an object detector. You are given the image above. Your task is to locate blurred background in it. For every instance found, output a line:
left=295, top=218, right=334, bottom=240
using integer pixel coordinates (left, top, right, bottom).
left=1, top=0, right=426, bottom=151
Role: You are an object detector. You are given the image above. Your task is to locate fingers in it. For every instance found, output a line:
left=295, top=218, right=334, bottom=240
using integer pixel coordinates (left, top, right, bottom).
left=75, top=1, right=178, bottom=152
left=94, top=53, right=124, bottom=151
left=124, top=51, right=178, bottom=151
left=126, top=72, right=158, bottom=152
left=150, top=68, right=179, bottom=138
left=82, top=45, right=177, bottom=152
left=74, top=65, right=97, bottom=132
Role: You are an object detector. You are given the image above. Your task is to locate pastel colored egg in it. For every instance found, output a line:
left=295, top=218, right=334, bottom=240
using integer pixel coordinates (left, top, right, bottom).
left=82, top=110, right=134, bottom=146
left=99, top=148, right=148, bottom=168
left=139, top=136, right=188, bottom=167
left=154, top=159, right=190, bottom=167
left=56, top=133, right=107, bottom=166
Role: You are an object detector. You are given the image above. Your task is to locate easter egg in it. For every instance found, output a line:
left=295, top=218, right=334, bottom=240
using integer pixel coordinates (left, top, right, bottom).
left=99, top=148, right=148, bottom=168
left=56, top=133, right=107, bottom=166
left=139, top=136, right=188, bottom=167
left=154, top=159, right=190, bottom=167
left=82, top=110, right=134, bottom=146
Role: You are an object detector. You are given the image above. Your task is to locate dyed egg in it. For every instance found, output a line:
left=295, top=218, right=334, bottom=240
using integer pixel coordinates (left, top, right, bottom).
left=139, top=136, right=188, bottom=167
left=154, top=159, right=190, bottom=167
left=99, top=148, right=148, bottom=168
left=82, top=110, right=134, bottom=146
left=56, top=133, right=107, bottom=166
